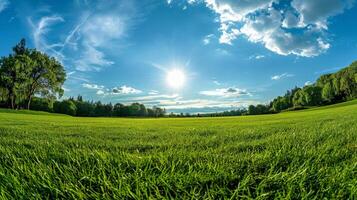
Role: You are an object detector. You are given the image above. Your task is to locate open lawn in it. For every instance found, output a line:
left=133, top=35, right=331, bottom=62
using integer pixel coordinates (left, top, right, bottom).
left=0, top=101, right=356, bottom=199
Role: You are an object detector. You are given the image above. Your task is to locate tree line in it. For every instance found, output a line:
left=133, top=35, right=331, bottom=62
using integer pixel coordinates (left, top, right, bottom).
left=29, top=96, right=166, bottom=117
left=0, top=39, right=166, bottom=117
left=207, top=61, right=357, bottom=116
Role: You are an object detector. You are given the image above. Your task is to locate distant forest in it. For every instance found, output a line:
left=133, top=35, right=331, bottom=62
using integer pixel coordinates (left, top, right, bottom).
left=1, top=39, right=356, bottom=117
left=197, top=61, right=357, bottom=117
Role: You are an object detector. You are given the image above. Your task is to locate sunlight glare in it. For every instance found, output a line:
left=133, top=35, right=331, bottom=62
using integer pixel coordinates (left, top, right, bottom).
left=166, top=69, right=186, bottom=89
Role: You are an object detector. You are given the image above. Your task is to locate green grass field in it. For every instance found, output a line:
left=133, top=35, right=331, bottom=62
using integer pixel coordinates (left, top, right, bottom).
left=0, top=101, right=356, bottom=199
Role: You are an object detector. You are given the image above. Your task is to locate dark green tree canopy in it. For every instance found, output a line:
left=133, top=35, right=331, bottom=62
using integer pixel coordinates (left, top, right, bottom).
left=0, top=39, right=66, bottom=109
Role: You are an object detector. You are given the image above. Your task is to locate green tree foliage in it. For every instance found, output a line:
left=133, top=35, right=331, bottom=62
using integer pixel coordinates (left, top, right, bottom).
left=51, top=98, right=167, bottom=117
left=148, top=106, right=166, bottom=117
left=0, top=39, right=66, bottom=109
left=30, top=97, right=53, bottom=112
left=25, top=50, right=66, bottom=109
left=54, top=100, right=77, bottom=116
left=248, top=104, right=270, bottom=115
left=247, top=62, right=356, bottom=115
left=270, top=87, right=300, bottom=112
left=316, top=62, right=357, bottom=102
left=322, top=82, right=334, bottom=103
left=0, top=54, right=30, bottom=109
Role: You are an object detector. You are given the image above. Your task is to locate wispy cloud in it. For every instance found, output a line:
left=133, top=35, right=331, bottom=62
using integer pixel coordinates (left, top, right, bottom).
left=148, top=90, right=159, bottom=95
left=28, top=15, right=65, bottom=62
left=119, top=94, right=180, bottom=104
left=271, top=73, right=294, bottom=80
left=202, top=34, right=214, bottom=45
left=249, top=54, right=265, bottom=60
left=200, top=87, right=250, bottom=98
left=215, top=48, right=230, bottom=56
left=67, top=12, right=127, bottom=72
left=213, top=80, right=221, bottom=86
left=82, top=83, right=105, bottom=90
left=314, top=67, right=341, bottom=74
left=75, top=43, right=114, bottom=71
left=67, top=71, right=90, bottom=83
left=27, top=1, right=142, bottom=72
left=149, top=62, right=168, bottom=72
left=156, top=98, right=259, bottom=112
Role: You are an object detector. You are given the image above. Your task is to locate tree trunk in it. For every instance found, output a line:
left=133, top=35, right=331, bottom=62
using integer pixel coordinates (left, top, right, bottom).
left=11, top=95, right=15, bottom=109
left=27, top=96, right=32, bottom=110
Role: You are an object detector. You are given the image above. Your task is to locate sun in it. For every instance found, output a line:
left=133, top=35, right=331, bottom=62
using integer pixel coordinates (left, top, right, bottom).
left=166, top=69, right=186, bottom=89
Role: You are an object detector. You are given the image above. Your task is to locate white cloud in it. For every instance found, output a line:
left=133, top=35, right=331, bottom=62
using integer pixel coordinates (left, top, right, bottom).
left=200, top=87, right=249, bottom=98
left=82, top=83, right=142, bottom=96
left=203, top=34, right=214, bottom=45
left=96, top=90, right=105, bottom=95
left=82, top=83, right=105, bottom=90
left=0, top=0, right=9, bottom=12
left=271, top=73, right=294, bottom=80
left=62, top=87, right=71, bottom=92
left=186, top=0, right=355, bottom=57
left=213, top=80, right=221, bottom=85
left=239, top=8, right=330, bottom=57
left=205, top=0, right=273, bottom=22
left=291, top=0, right=354, bottom=29
left=215, top=48, right=230, bottom=55
left=148, top=90, right=159, bottom=95
left=304, top=81, right=312, bottom=86
left=112, top=85, right=142, bottom=95
left=282, top=11, right=303, bottom=28
left=81, top=15, right=126, bottom=47
left=187, top=0, right=197, bottom=4
left=249, top=54, right=265, bottom=60
left=219, top=27, right=240, bottom=45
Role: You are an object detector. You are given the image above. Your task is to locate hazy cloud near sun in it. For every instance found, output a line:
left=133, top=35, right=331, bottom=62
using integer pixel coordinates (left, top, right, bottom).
left=184, top=0, right=355, bottom=57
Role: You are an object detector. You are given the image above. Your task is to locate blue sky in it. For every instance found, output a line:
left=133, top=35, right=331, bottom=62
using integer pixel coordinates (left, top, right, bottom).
left=1, top=0, right=357, bottom=113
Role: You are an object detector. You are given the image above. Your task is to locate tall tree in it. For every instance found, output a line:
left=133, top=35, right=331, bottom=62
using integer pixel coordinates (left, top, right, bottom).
left=322, top=82, right=334, bottom=103
left=0, top=39, right=66, bottom=109
left=0, top=54, right=31, bottom=109
left=25, top=50, right=66, bottom=109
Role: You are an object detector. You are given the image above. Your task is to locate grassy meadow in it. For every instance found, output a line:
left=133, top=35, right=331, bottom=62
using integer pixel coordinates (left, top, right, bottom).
left=0, top=100, right=356, bottom=199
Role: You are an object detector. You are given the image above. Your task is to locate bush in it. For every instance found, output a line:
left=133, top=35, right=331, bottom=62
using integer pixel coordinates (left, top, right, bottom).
left=30, top=97, right=53, bottom=112
left=54, top=100, right=77, bottom=116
